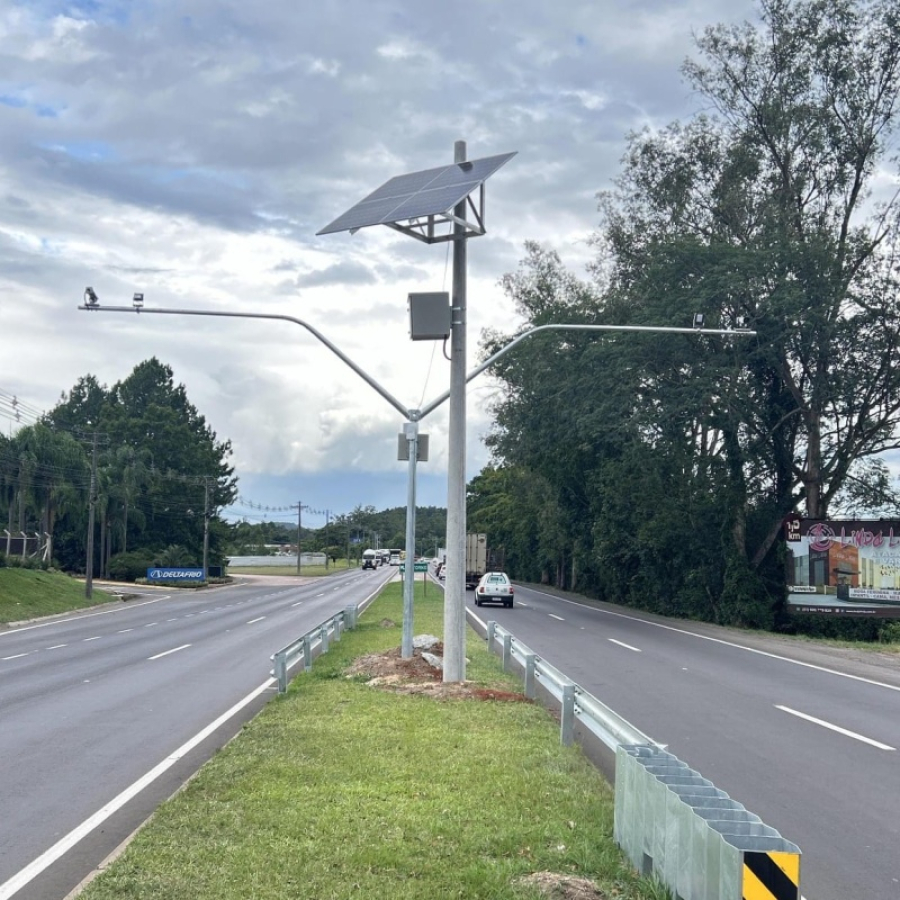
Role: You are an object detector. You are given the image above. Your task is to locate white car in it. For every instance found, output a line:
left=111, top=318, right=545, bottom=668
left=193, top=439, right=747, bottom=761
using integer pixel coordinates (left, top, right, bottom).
left=474, top=571, right=514, bottom=608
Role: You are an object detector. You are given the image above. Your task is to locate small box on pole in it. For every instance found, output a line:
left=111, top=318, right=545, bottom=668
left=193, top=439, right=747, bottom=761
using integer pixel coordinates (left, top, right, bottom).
left=409, top=292, right=451, bottom=341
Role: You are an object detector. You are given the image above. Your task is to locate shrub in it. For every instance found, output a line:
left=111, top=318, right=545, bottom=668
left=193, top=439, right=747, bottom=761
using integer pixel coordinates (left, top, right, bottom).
left=108, top=549, right=158, bottom=583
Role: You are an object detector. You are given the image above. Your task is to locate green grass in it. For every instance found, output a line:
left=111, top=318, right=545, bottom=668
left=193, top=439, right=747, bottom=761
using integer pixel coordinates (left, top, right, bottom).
left=229, top=559, right=356, bottom=577
left=77, top=582, right=666, bottom=900
left=0, top=567, right=118, bottom=625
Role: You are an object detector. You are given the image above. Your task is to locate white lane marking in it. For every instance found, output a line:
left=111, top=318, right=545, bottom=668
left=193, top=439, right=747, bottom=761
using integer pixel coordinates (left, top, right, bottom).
left=2, top=653, right=28, bottom=661
left=118, top=628, right=134, bottom=633
left=0, top=677, right=273, bottom=900
left=548, top=614, right=564, bottom=621
left=46, top=644, right=67, bottom=650
left=291, top=601, right=303, bottom=607
left=147, top=644, right=191, bottom=661
left=776, top=705, right=895, bottom=751
left=247, top=617, right=266, bottom=625
left=82, top=636, right=101, bottom=643
left=144, top=622, right=158, bottom=627
left=524, top=587, right=900, bottom=694
left=0, top=595, right=168, bottom=638
left=316, top=593, right=324, bottom=597
left=609, top=638, right=641, bottom=653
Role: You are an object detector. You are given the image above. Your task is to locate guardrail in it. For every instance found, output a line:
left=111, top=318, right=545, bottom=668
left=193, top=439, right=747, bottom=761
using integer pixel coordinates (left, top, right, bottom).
left=271, top=604, right=358, bottom=693
left=484, top=618, right=801, bottom=900
left=485, top=619, right=654, bottom=750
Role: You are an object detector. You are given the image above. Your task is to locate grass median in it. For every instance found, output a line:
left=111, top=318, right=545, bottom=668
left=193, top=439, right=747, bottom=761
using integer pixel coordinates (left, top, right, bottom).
left=77, top=582, right=666, bottom=900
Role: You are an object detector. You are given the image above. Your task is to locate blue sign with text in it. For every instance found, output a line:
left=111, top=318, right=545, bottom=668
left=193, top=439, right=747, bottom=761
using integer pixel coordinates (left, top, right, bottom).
left=147, top=567, right=204, bottom=581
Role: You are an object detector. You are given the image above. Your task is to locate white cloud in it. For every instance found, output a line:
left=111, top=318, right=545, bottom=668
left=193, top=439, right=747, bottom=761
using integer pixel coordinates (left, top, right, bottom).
left=0, top=0, right=761, bottom=513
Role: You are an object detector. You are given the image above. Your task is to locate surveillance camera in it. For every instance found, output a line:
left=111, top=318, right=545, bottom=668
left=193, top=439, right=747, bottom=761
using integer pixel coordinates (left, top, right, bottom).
left=84, top=287, right=99, bottom=306
left=692, top=313, right=704, bottom=329
left=133, top=292, right=144, bottom=308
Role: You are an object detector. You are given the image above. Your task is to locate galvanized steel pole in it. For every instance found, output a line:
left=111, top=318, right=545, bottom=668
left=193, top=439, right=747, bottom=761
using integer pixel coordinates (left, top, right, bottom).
left=402, top=420, right=418, bottom=658
left=443, top=139, right=468, bottom=683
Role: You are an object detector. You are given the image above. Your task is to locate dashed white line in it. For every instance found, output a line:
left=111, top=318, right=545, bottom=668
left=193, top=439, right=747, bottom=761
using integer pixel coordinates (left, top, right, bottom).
left=316, top=593, right=325, bottom=597
left=291, top=601, right=303, bottom=607
left=609, top=638, right=641, bottom=653
left=247, top=616, right=266, bottom=625
left=148, top=644, right=191, bottom=661
left=46, top=644, right=67, bottom=650
left=82, top=636, right=101, bottom=643
left=144, top=622, right=158, bottom=628
left=776, top=705, right=895, bottom=751
left=548, top=614, right=564, bottom=621
left=2, top=653, right=27, bottom=661
left=118, top=628, right=133, bottom=633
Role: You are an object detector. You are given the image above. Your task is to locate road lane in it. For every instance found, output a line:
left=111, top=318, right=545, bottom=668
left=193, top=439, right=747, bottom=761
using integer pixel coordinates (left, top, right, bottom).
left=466, top=581, right=900, bottom=900
left=0, top=566, right=393, bottom=900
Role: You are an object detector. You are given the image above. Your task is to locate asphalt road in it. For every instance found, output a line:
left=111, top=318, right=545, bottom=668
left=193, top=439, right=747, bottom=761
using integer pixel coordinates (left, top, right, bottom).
left=0, top=565, right=394, bottom=900
left=466, top=581, right=900, bottom=900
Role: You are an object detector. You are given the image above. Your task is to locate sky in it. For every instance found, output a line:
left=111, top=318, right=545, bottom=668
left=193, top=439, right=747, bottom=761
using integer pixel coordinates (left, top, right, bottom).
left=0, top=0, right=758, bottom=530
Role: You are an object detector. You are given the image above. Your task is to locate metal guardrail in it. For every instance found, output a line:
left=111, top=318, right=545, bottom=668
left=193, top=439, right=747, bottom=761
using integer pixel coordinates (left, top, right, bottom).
left=616, top=745, right=801, bottom=900
left=484, top=619, right=801, bottom=900
left=271, top=604, right=358, bottom=693
left=485, top=619, right=655, bottom=749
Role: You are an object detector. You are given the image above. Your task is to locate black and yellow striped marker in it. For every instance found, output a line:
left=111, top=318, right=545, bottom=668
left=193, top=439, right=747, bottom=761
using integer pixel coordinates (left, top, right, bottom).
left=743, top=850, right=800, bottom=900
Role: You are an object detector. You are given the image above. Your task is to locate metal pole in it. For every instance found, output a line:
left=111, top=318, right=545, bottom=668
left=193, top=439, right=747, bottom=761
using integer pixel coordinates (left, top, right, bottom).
left=202, top=476, right=210, bottom=582
left=444, top=139, right=468, bottom=683
left=85, top=432, right=98, bottom=599
left=402, top=420, right=419, bottom=658
left=296, top=501, right=302, bottom=575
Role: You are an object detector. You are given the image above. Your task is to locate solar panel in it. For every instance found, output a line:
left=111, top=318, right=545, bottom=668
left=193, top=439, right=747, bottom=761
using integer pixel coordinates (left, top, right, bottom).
left=317, top=151, right=516, bottom=236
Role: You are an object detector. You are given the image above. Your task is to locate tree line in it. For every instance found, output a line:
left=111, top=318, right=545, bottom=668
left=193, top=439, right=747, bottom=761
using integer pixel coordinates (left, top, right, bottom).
left=470, top=0, right=900, bottom=639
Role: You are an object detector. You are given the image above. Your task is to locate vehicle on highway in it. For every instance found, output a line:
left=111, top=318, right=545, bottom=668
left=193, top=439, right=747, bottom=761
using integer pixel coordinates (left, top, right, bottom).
left=474, top=571, right=514, bottom=608
left=361, top=549, right=378, bottom=570
left=388, top=548, right=402, bottom=566
left=435, top=562, right=445, bottom=581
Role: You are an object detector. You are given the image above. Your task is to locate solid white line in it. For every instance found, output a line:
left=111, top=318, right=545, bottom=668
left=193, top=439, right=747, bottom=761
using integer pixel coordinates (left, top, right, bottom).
left=548, top=614, right=565, bottom=621
left=775, top=705, right=895, bottom=751
left=147, top=644, right=191, bottom=661
left=1, top=653, right=27, bottom=661
left=523, top=586, right=900, bottom=694
left=246, top=617, right=266, bottom=625
left=609, top=638, right=641, bottom=653
left=0, top=677, right=274, bottom=900
left=82, top=636, right=101, bottom=642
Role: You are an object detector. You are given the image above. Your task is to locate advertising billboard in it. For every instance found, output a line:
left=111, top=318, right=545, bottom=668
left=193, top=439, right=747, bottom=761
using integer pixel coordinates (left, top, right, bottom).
left=784, top=517, right=900, bottom=617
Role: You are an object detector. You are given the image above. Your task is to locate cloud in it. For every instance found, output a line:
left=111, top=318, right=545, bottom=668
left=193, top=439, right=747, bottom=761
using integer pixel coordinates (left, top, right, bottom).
left=0, top=0, right=762, bottom=515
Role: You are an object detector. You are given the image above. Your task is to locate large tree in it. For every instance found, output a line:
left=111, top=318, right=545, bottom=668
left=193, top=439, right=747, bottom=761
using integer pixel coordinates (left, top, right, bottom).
left=482, top=0, right=900, bottom=626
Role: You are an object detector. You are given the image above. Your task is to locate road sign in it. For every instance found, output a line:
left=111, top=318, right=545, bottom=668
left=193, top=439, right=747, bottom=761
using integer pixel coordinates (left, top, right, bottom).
left=399, top=561, right=429, bottom=573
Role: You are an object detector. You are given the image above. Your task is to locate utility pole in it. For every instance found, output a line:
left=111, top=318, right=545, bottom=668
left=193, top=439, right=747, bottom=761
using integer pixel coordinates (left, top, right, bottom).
left=85, top=431, right=99, bottom=599
left=202, top=476, right=212, bottom=583
left=325, top=509, right=331, bottom=569
left=296, top=501, right=305, bottom=575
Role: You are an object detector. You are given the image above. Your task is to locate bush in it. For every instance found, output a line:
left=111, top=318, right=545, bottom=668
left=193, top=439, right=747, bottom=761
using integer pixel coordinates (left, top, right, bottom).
left=107, top=549, right=158, bottom=583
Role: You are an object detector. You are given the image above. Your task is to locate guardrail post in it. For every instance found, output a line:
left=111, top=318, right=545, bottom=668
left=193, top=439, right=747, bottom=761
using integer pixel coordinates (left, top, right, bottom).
left=344, top=604, right=357, bottom=629
left=321, top=624, right=329, bottom=654
left=274, top=652, right=287, bottom=694
left=335, top=615, right=343, bottom=641
left=487, top=620, right=496, bottom=651
left=561, top=683, right=575, bottom=746
left=502, top=633, right=512, bottom=672
left=303, top=635, right=312, bottom=672
left=524, top=653, right=536, bottom=699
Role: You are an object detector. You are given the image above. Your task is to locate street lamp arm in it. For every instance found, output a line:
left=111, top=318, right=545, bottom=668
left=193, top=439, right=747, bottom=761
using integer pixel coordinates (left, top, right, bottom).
left=417, top=322, right=757, bottom=420
left=78, top=304, right=411, bottom=419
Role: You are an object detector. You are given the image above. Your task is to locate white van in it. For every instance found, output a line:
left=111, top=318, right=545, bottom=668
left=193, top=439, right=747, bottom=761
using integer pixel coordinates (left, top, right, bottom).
left=361, top=549, right=378, bottom=570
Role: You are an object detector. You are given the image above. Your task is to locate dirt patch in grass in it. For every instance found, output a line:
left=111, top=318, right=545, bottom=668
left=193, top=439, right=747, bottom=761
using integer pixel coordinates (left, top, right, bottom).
left=514, top=871, right=609, bottom=899
left=346, top=644, right=530, bottom=702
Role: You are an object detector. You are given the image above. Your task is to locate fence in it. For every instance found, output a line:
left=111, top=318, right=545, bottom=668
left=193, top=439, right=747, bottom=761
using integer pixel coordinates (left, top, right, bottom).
left=483, top=618, right=801, bottom=900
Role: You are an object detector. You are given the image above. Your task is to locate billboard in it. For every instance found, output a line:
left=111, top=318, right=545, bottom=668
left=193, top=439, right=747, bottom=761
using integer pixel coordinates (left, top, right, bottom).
left=784, top=517, right=900, bottom=617
left=147, top=567, right=204, bottom=582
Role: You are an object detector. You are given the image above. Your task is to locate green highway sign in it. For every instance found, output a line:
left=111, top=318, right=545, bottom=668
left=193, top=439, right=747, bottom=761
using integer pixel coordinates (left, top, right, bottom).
left=399, top=561, right=429, bottom=573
